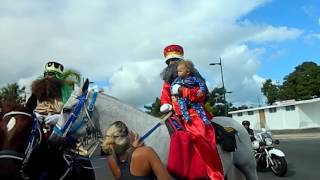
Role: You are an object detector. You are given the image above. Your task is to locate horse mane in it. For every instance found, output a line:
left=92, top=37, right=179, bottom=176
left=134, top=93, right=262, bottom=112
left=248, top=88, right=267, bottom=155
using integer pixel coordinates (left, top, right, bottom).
left=0, top=101, right=30, bottom=116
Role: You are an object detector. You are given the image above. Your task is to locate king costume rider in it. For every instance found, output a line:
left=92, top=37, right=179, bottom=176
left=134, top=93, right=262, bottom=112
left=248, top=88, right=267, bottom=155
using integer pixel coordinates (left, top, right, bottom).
left=159, top=45, right=224, bottom=180
left=31, top=61, right=72, bottom=135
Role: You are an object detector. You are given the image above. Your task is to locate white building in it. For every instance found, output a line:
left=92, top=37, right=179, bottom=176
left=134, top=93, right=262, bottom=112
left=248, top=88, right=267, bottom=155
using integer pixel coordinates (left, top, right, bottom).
left=228, top=98, right=320, bottom=130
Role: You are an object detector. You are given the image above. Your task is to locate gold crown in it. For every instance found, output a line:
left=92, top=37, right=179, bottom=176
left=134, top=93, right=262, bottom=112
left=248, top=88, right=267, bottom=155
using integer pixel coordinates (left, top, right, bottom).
left=45, top=61, right=64, bottom=74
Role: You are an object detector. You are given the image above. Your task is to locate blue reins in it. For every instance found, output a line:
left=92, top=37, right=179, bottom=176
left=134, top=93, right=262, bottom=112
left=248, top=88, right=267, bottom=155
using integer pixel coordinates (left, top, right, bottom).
left=53, top=91, right=88, bottom=137
left=139, top=111, right=172, bottom=142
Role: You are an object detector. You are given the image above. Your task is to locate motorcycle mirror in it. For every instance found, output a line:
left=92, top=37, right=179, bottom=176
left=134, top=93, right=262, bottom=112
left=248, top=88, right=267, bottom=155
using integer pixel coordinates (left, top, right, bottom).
left=274, top=139, right=280, bottom=144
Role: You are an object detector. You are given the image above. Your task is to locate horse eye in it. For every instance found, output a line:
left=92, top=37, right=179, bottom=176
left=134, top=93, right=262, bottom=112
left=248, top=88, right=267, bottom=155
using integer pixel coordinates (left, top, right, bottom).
left=63, top=108, right=72, bottom=113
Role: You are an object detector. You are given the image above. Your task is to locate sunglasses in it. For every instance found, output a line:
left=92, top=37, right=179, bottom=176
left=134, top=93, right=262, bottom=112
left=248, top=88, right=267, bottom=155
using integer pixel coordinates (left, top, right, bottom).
left=47, top=62, right=64, bottom=72
left=169, top=58, right=181, bottom=62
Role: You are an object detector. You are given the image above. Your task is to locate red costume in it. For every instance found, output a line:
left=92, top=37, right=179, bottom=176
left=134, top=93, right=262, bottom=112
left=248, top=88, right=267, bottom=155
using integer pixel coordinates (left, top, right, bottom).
left=161, top=45, right=224, bottom=180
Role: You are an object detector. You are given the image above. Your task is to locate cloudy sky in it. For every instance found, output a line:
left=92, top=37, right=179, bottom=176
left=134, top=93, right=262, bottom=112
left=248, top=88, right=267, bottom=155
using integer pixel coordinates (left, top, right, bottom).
left=0, top=0, right=319, bottom=108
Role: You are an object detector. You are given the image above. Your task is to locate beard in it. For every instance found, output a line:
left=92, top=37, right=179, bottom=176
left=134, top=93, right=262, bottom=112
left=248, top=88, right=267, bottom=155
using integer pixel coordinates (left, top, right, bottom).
left=160, top=63, right=178, bottom=84
left=31, top=78, right=63, bottom=102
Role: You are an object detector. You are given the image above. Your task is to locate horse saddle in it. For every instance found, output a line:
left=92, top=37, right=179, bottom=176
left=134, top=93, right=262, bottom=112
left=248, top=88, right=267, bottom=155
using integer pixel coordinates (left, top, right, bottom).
left=211, top=121, right=238, bottom=152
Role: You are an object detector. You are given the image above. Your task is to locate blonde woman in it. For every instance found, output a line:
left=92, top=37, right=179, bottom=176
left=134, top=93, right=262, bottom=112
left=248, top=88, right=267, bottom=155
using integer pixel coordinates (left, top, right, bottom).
left=101, top=121, right=171, bottom=180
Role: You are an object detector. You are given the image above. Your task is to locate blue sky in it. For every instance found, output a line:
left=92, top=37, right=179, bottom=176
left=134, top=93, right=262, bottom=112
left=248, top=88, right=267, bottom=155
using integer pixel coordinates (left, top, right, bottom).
left=244, top=0, right=320, bottom=82
left=0, top=0, right=319, bottom=108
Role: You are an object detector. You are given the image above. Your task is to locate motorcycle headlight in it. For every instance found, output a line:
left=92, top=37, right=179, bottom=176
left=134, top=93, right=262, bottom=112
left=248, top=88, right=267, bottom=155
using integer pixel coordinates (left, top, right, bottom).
left=252, top=140, right=260, bottom=149
left=265, top=138, right=273, bottom=146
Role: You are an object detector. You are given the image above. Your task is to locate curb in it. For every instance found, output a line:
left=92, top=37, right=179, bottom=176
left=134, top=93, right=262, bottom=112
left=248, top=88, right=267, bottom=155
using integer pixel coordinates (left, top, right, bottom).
left=271, top=127, right=320, bottom=135
left=273, top=132, right=320, bottom=140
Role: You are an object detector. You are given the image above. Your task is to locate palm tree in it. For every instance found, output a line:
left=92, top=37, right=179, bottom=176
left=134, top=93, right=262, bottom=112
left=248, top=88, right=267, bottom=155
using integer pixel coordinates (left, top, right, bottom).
left=62, top=69, right=81, bottom=89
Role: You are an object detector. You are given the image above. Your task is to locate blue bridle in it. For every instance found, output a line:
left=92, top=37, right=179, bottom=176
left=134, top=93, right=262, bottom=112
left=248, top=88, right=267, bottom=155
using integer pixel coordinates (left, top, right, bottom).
left=53, top=91, right=98, bottom=138
left=0, top=111, right=42, bottom=178
left=68, top=91, right=98, bottom=135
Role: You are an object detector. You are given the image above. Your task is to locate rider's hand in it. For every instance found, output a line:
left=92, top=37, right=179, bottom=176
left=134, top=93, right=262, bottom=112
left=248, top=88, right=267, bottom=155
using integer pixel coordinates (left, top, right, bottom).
left=171, top=84, right=181, bottom=95
left=160, top=104, right=172, bottom=113
left=132, top=133, right=144, bottom=148
left=197, top=90, right=204, bottom=97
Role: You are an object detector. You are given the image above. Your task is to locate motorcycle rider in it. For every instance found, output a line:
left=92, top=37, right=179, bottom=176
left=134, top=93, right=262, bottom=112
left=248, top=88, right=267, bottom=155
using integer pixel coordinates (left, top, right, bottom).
left=242, top=120, right=255, bottom=141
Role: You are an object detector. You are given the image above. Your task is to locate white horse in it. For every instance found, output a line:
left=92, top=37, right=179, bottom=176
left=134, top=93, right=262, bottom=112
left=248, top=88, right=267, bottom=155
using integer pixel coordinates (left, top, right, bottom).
left=49, top=81, right=258, bottom=180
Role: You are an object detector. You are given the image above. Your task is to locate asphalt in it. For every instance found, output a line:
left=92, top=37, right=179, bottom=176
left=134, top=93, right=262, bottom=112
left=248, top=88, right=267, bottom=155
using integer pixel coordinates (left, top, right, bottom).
left=258, top=138, right=320, bottom=180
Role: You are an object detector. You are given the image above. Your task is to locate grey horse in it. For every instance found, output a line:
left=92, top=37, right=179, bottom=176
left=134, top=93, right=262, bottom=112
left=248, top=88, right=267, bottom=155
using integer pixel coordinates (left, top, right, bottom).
left=49, top=81, right=258, bottom=180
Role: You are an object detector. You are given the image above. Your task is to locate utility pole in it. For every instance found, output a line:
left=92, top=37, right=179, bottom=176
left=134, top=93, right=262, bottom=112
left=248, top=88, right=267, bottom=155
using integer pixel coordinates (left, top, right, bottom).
left=210, top=57, right=230, bottom=116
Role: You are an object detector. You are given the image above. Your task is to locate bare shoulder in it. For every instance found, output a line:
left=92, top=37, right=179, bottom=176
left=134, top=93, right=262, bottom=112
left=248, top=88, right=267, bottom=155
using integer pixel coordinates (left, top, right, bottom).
left=133, top=146, right=157, bottom=157
left=134, top=146, right=155, bottom=153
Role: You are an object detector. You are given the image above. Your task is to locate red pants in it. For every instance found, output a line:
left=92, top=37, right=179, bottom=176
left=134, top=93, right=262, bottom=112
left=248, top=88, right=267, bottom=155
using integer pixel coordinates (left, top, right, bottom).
left=183, top=113, right=224, bottom=180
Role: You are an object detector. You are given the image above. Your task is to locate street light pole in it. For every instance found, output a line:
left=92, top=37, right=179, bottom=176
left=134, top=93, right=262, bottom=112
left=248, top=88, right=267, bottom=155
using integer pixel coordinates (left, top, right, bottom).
left=210, top=57, right=228, bottom=116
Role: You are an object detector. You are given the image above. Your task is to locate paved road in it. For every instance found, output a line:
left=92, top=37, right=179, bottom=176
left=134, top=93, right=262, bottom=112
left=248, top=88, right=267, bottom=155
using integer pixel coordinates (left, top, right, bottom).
left=257, top=137, right=320, bottom=180
left=91, top=135, right=320, bottom=180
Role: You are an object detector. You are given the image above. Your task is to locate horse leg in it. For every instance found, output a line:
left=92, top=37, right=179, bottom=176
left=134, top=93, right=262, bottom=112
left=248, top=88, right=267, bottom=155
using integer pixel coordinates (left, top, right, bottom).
left=217, top=141, right=248, bottom=180
left=217, top=145, right=235, bottom=179
left=235, top=163, right=258, bottom=180
left=233, top=140, right=258, bottom=180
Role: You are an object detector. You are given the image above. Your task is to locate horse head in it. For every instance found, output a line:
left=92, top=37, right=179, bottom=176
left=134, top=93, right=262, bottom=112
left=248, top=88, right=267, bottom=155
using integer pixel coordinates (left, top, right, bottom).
left=0, top=95, right=40, bottom=179
left=48, top=79, right=100, bottom=154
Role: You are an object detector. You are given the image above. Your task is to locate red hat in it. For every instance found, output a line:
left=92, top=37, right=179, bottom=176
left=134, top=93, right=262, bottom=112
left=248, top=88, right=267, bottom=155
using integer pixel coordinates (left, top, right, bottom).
left=163, top=44, right=184, bottom=64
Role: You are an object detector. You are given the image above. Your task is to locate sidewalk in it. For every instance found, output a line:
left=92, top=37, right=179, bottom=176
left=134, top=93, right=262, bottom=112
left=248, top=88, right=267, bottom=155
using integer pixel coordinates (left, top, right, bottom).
left=271, top=127, right=320, bottom=140
left=273, top=132, right=320, bottom=140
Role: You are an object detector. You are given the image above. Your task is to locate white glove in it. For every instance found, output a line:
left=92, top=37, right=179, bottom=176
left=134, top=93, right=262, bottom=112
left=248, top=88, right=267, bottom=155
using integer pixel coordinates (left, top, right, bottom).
left=160, top=104, right=172, bottom=113
left=171, top=84, right=181, bottom=95
left=44, top=114, right=61, bottom=126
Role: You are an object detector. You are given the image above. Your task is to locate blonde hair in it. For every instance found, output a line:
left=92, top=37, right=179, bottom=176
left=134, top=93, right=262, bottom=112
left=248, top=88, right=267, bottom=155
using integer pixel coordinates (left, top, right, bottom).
left=177, top=60, right=196, bottom=75
left=101, top=121, right=131, bottom=156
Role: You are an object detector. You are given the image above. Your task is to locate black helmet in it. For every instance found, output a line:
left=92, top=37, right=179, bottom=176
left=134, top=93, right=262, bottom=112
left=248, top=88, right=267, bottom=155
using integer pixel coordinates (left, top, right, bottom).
left=242, top=120, right=250, bottom=126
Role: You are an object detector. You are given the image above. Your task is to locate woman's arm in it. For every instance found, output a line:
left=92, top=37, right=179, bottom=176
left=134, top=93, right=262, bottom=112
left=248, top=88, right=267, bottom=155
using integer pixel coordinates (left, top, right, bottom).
left=147, top=147, right=172, bottom=180
left=107, top=156, right=121, bottom=180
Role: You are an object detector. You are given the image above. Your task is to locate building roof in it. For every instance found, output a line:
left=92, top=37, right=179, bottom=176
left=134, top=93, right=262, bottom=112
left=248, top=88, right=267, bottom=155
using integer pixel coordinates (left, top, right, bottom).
left=228, top=97, right=320, bottom=114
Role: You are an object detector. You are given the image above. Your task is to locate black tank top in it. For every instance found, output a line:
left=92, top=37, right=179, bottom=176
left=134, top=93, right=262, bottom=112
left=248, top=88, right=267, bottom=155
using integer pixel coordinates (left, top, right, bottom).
left=117, top=150, right=156, bottom=180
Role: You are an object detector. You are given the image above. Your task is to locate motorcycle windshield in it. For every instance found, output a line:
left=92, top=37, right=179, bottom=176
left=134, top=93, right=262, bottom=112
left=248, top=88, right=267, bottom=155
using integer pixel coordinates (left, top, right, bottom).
left=257, top=124, right=272, bottom=139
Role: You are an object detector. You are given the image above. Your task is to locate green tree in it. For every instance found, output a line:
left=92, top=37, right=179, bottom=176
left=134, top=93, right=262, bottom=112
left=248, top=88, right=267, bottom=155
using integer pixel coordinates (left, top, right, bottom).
left=229, top=104, right=249, bottom=111
left=280, top=61, right=320, bottom=100
left=206, top=87, right=231, bottom=116
left=144, top=97, right=162, bottom=117
left=261, top=61, right=320, bottom=103
left=63, top=69, right=81, bottom=89
left=0, top=83, right=26, bottom=103
left=261, top=79, right=280, bottom=105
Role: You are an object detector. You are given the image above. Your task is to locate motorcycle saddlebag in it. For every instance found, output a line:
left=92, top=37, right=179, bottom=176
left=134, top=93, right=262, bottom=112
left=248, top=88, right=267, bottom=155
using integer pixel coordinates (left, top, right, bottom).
left=212, top=121, right=238, bottom=152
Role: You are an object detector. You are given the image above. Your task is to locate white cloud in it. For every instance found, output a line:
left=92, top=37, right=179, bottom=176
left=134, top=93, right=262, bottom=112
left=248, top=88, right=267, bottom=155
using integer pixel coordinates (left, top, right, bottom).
left=304, top=33, right=320, bottom=41
left=105, top=60, right=163, bottom=107
left=246, top=25, right=303, bottom=43
left=219, top=45, right=263, bottom=104
left=0, top=0, right=303, bottom=108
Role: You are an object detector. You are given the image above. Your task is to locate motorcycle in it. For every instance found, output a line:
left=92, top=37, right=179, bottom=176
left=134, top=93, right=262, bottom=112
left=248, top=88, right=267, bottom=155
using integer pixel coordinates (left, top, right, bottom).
left=252, top=129, right=287, bottom=177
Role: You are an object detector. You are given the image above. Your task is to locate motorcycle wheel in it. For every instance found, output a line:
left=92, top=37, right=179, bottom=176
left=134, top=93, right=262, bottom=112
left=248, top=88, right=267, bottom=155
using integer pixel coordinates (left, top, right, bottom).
left=270, top=155, right=287, bottom=177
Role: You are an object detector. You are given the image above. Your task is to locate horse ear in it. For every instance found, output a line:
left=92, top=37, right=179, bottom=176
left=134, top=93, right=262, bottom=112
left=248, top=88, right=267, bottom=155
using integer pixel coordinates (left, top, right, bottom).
left=26, top=94, right=38, bottom=111
left=82, top=78, right=89, bottom=93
